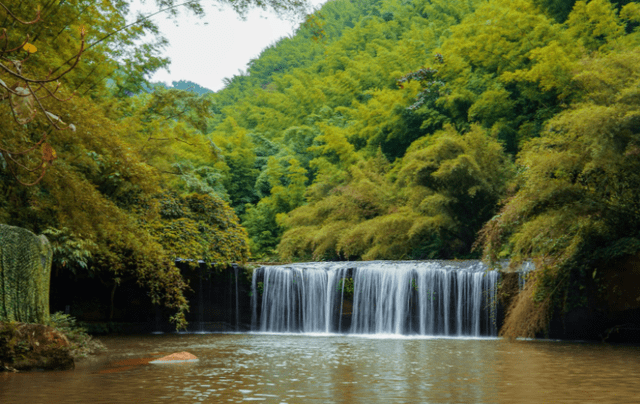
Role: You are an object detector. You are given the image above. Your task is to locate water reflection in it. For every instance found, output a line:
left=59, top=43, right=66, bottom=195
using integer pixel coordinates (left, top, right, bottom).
left=1, top=333, right=638, bottom=403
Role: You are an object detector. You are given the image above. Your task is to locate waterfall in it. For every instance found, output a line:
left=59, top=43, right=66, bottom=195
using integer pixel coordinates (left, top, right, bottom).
left=251, top=261, right=500, bottom=337
left=518, top=261, right=534, bottom=290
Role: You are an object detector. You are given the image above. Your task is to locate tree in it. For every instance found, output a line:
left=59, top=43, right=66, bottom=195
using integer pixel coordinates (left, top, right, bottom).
left=148, top=192, right=250, bottom=264
left=394, top=124, right=513, bottom=258
left=478, top=47, right=640, bottom=338
left=534, top=0, right=577, bottom=22
left=278, top=152, right=393, bottom=261
left=0, top=2, right=83, bottom=185
left=1, top=0, right=308, bottom=328
left=243, top=156, right=308, bottom=258
left=1, top=0, right=312, bottom=185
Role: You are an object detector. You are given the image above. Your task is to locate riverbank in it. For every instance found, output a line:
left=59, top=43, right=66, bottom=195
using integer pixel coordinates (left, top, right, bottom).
left=0, top=316, right=106, bottom=372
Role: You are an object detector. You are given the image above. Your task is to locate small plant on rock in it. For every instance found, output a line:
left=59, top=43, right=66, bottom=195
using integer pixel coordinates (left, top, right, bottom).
left=48, top=312, right=105, bottom=359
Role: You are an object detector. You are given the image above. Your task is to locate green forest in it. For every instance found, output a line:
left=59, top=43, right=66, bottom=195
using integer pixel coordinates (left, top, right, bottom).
left=2, top=0, right=640, bottom=336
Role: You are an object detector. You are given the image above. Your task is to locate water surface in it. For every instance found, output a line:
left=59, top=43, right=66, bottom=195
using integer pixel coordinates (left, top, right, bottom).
left=1, top=333, right=638, bottom=403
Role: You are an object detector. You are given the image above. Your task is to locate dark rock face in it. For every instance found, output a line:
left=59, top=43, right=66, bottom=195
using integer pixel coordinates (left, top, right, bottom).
left=550, top=254, right=640, bottom=343
left=0, top=322, right=74, bottom=371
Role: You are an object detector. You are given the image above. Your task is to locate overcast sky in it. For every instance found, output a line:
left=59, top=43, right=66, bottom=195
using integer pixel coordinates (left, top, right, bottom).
left=129, top=0, right=329, bottom=92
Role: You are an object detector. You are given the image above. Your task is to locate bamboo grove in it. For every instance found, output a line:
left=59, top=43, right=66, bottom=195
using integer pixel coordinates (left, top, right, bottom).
left=2, top=0, right=640, bottom=335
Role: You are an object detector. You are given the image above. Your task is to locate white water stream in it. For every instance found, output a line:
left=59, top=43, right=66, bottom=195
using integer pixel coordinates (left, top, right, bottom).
left=252, top=261, right=501, bottom=337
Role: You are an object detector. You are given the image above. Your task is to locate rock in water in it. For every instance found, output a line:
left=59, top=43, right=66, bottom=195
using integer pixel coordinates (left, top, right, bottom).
left=149, top=351, right=198, bottom=364
left=0, top=322, right=74, bottom=371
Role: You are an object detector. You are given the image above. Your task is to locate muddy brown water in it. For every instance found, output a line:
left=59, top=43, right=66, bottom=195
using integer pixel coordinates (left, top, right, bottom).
left=1, top=333, right=639, bottom=403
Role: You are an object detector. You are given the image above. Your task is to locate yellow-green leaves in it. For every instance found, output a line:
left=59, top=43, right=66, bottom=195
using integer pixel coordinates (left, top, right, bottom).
left=397, top=125, right=513, bottom=253
left=172, top=0, right=640, bottom=269
left=277, top=123, right=512, bottom=261
left=566, top=0, right=625, bottom=51
left=309, top=123, right=358, bottom=166
left=467, top=86, right=515, bottom=126
left=501, top=40, right=578, bottom=99
left=149, top=193, right=250, bottom=264
left=620, top=2, right=640, bottom=23
left=477, top=47, right=640, bottom=337
left=443, top=0, right=556, bottom=74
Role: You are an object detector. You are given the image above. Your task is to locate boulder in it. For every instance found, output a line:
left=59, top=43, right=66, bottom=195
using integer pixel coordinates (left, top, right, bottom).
left=149, top=351, right=198, bottom=364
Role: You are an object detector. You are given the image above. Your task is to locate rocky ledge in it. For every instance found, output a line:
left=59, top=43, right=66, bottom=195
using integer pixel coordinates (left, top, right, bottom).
left=0, top=322, right=74, bottom=371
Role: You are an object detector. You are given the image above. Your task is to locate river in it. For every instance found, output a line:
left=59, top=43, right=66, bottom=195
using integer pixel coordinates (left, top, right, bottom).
left=1, top=333, right=638, bottom=403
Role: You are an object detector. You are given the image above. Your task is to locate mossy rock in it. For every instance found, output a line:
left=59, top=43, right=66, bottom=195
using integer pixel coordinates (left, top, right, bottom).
left=0, top=322, right=74, bottom=371
left=0, top=224, right=53, bottom=324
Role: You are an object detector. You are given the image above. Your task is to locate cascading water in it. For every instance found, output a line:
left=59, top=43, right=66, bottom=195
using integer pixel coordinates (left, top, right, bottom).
left=518, top=261, right=534, bottom=290
left=251, top=261, right=500, bottom=337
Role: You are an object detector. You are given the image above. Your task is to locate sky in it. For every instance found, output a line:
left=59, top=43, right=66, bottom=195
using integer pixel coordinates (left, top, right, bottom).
left=129, top=0, right=329, bottom=92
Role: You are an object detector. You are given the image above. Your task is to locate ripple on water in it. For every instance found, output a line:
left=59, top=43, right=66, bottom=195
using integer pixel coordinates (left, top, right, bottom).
left=0, top=334, right=639, bottom=403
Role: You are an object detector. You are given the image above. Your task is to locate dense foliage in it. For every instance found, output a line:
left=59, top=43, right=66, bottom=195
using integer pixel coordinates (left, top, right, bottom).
left=0, top=0, right=308, bottom=328
left=204, top=0, right=640, bottom=336
left=2, top=0, right=640, bottom=336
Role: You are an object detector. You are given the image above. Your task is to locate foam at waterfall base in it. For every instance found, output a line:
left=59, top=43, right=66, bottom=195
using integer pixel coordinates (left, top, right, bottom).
left=247, top=330, right=500, bottom=340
